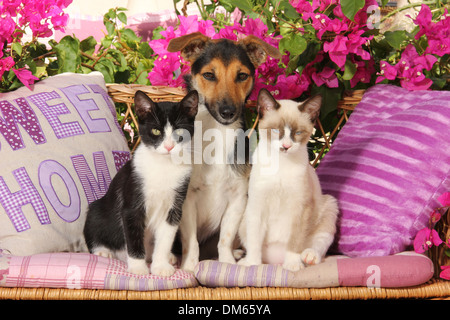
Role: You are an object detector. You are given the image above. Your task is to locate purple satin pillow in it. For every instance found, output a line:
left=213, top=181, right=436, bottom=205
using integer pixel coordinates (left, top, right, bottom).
left=316, top=84, right=450, bottom=257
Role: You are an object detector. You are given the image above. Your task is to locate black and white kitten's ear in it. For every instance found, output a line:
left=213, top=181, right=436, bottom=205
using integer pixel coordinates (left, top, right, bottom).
left=299, top=95, right=322, bottom=123
left=180, top=90, right=199, bottom=118
left=257, top=88, right=280, bottom=118
left=134, top=90, right=157, bottom=119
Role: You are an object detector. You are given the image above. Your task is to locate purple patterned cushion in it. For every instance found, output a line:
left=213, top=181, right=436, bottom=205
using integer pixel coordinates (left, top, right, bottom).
left=316, top=84, right=450, bottom=257
left=194, top=252, right=433, bottom=288
left=0, top=72, right=130, bottom=255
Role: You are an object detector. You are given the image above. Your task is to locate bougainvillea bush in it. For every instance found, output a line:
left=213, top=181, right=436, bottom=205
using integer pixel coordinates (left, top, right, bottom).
left=0, top=4, right=154, bottom=93
left=150, top=0, right=449, bottom=132
left=414, top=192, right=450, bottom=280
left=1, top=0, right=449, bottom=131
left=0, top=0, right=72, bottom=91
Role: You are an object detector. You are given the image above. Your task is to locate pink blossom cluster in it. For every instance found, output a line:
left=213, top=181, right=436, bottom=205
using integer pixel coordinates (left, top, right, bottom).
left=0, top=0, right=72, bottom=89
left=290, top=0, right=377, bottom=90
left=149, top=1, right=379, bottom=100
left=148, top=14, right=301, bottom=100
left=376, top=4, right=449, bottom=90
left=413, top=192, right=450, bottom=280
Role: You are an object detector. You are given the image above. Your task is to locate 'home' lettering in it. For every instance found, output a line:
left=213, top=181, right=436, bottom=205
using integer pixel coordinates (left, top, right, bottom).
left=0, top=151, right=118, bottom=232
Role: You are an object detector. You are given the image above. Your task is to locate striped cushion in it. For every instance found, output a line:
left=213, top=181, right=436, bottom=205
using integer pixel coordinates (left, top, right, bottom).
left=316, top=84, right=450, bottom=257
left=195, top=252, right=433, bottom=288
left=0, top=250, right=197, bottom=291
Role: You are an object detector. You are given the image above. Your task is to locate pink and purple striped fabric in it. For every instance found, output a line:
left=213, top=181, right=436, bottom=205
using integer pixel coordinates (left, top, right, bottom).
left=316, top=84, right=450, bottom=257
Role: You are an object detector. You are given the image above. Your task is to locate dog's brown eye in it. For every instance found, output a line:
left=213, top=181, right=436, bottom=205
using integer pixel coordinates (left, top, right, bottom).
left=203, top=72, right=216, bottom=81
left=237, top=73, right=249, bottom=82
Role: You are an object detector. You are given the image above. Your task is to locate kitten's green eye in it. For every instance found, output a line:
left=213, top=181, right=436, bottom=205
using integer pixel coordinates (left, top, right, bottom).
left=151, top=128, right=161, bottom=136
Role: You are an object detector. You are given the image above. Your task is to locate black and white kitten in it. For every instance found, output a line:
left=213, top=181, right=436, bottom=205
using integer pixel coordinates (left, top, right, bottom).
left=83, top=90, right=198, bottom=277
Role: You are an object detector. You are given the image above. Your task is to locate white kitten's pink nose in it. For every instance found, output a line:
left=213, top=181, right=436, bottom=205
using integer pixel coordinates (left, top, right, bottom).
left=165, top=144, right=174, bottom=152
left=282, top=143, right=292, bottom=150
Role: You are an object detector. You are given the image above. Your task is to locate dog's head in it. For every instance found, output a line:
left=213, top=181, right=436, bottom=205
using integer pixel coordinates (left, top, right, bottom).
left=168, top=32, right=281, bottom=125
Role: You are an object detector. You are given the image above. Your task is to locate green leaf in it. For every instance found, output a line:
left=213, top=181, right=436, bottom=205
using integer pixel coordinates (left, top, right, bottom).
left=229, top=0, right=253, bottom=14
left=101, top=36, right=113, bottom=49
left=80, top=36, right=97, bottom=55
left=278, top=1, right=300, bottom=20
left=11, top=42, right=22, bottom=56
left=218, top=0, right=235, bottom=12
left=384, top=30, right=407, bottom=50
left=52, top=36, right=81, bottom=73
left=445, top=249, right=450, bottom=258
left=120, top=28, right=141, bottom=42
left=135, top=61, right=150, bottom=85
left=138, top=42, right=153, bottom=59
left=94, top=59, right=115, bottom=83
left=340, top=0, right=365, bottom=21
left=104, top=19, right=115, bottom=36
left=343, top=60, right=357, bottom=80
left=279, top=33, right=307, bottom=56
left=117, top=12, right=127, bottom=25
left=108, top=49, right=127, bottom=72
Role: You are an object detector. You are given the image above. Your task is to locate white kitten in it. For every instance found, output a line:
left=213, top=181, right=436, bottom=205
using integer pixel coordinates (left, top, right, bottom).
left=238, top=89, right=339, bottom=271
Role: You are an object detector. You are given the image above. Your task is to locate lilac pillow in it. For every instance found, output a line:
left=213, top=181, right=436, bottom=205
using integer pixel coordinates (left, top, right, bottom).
left=316, top=84, right=450, bottom=257
left=0, top=72, right=130, bottom=256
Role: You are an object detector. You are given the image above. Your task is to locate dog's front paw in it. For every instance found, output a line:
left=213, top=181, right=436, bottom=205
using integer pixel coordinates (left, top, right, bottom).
left=151, top=263, right=176, bottom=277
left=219, top=251, right=236, bottom=265
left=300, top=248, right=321, bottom=266
left=181, top=257, right=198, bottom=273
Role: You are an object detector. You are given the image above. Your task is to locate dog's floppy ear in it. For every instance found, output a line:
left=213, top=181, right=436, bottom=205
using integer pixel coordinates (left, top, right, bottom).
left=167, top=32, right=210, bottom=63
left=239, top=35, right=282, bottom=67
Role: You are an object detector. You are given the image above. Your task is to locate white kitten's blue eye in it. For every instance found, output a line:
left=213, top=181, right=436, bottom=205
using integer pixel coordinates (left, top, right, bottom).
left=272, top=128, right=280, bottom=133
left=295, top=131, right=302, bottom=135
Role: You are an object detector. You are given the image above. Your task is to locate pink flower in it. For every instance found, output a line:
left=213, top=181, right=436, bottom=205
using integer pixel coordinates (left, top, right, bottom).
left=347, top=30, right=372, bottom=61
left=376, top=61, right=397, bottom=83
left=13, top=68, right=39, bottom=89
left=0, top=56, right=15, bottom=78
left=312, top=67, right=339, bottom=88
left=290, top=0, right=313, bottom=14
left=413, top=4, right=433, bottom=40
left=0, top=14, right=17, bottom=44
left=350, top=58, right=374, bottom=88
left=438, top=192, right=450, bottom=207
left=323, top=35, right=348, bottom=69
left=430, top=211, right=442, bottom=224
left=414, top=227, right=443, bottom=253
left=440, top=265, right=450, bottom=280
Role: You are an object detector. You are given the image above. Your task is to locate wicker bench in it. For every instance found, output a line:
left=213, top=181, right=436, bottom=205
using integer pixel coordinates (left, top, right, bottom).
left=1, top=82, right=448, bottom=300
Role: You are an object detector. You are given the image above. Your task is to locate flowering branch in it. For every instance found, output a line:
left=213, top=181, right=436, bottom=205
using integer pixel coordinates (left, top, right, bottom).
left=414, top=192, right=450, bottom=280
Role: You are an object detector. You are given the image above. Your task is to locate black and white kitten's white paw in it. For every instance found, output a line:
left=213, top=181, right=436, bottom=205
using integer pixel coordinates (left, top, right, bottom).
left=127, top=257, right=149, bottom=275
left=92, top=246, right=114, bottom=259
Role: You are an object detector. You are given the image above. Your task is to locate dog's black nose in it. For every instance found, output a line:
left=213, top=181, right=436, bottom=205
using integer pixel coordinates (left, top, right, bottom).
left=219, top=105, right=236, bottom=120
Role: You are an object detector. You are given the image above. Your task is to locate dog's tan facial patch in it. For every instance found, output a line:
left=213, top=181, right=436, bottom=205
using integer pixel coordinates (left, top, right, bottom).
left=192, top=58, right=254, bottom=122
